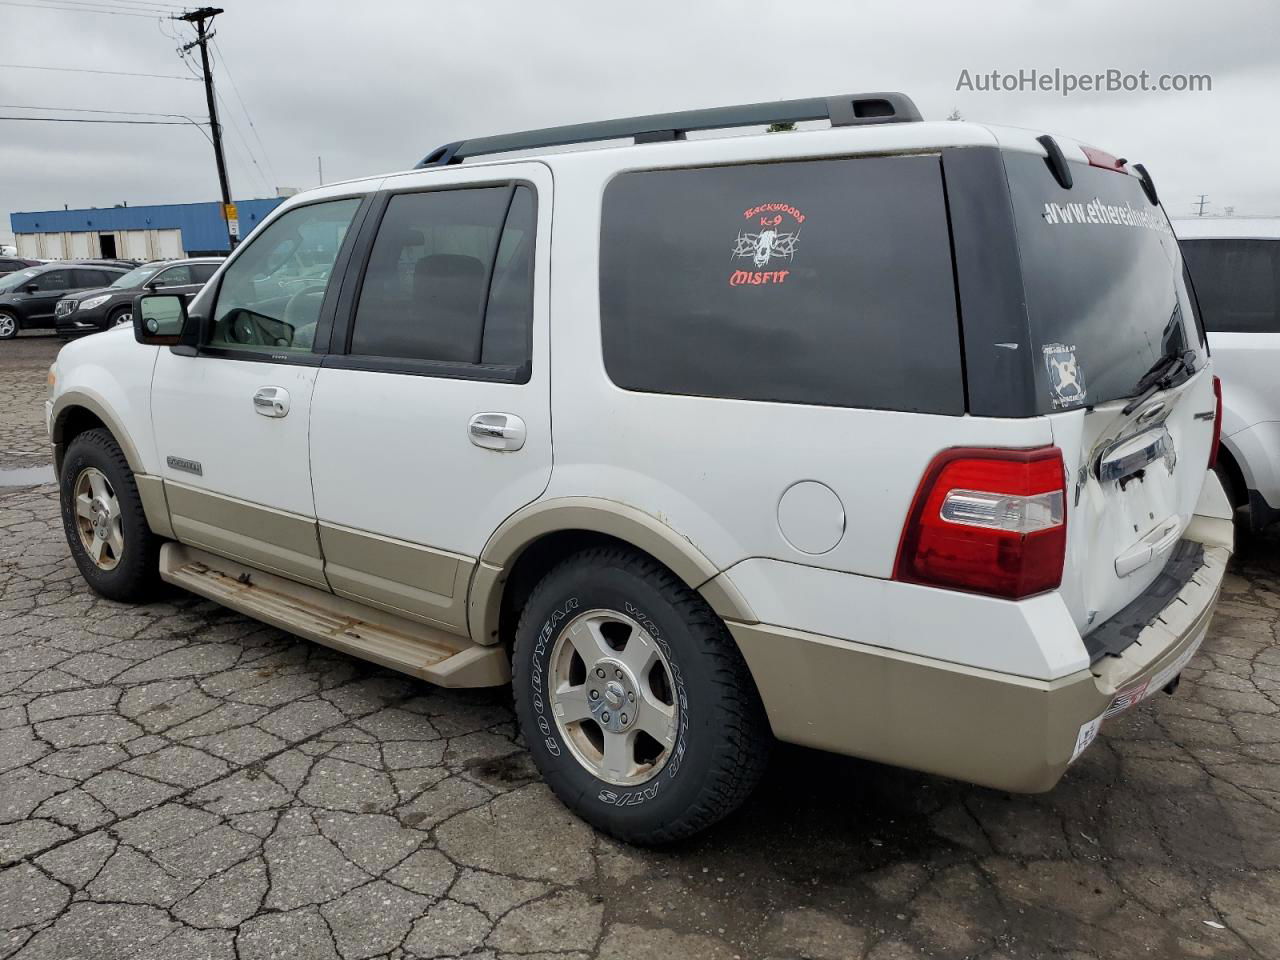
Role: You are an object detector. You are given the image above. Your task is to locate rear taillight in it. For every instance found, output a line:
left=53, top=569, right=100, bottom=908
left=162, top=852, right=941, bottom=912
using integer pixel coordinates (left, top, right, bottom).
left=1208, top=375, right=1223, bottom=469
left=894, top=447, right=1067, bottom=600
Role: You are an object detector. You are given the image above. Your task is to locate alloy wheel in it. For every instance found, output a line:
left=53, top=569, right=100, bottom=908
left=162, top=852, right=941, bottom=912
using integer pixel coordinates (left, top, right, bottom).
left=548, top=608, right=680, bottom=786
left=72, top=467, right=124, bottom=570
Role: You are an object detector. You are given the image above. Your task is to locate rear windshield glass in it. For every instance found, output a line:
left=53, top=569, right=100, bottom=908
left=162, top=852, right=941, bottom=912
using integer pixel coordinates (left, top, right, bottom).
left=1180, top=238, right=1280, bottom=334
left=599, top=155, right=964, bottom=414
left=1004, top=153, right=1206, bottom=413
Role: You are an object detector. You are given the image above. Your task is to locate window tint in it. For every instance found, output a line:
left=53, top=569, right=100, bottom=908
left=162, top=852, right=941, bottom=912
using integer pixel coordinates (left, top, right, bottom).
left=349, top=185, right=534, bottom=371
left=1180, top=238, right=1280, bottom=334
left=211, top=198, right=361, bottom=353
left=32, top=270, right=70, bottom=292
left=191, top=263, right=219, bottom=284
left=74, top=269, right=111, bottom=288
left=1004, top=153, right=1205, bottom=412
left=153, top=265, right=193, bottom=287
left=600, top=158, right=963, bottom=412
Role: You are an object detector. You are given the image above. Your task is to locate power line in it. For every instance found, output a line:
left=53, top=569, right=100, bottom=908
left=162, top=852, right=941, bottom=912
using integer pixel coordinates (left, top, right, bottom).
left=0, top=1, right=165, bottom=18
left=1, top=103, right=203, bottom=119
left=0, top=63, right=199, bottom=81
left=211, top=37, right=277, bottom=187
left=0, top=116, right=202, bottom=124
left=38, top=0, right=185, bottom=10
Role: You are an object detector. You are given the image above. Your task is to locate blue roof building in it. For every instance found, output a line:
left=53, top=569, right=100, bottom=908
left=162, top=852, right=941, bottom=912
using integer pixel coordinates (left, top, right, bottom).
left=10, top=197, right=286, bottom=260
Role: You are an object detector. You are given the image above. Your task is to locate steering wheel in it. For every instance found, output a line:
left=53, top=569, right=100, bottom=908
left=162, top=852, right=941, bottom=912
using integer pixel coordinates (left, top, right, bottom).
left=283, top=285, right=326, bottom=344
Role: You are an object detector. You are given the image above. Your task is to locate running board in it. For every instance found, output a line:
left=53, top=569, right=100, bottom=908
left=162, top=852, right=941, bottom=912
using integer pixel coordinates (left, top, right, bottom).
left=159, top=543, right=509, bottom=688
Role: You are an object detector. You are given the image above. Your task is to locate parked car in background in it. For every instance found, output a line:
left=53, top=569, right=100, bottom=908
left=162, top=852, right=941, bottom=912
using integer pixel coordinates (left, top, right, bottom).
left=0, top=261, right=130, bottom=339
left=1176, top=217, right=1280, bottom=531
left=0, top=256, right=42, bottom=277
left=47, top=93, right=1232, bottom=843
left=55, top=257, right=222, bottom=338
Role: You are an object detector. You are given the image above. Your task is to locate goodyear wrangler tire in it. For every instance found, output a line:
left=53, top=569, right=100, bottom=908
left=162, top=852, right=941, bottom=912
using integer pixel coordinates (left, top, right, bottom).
left=512, top=546, right=770, bottom=844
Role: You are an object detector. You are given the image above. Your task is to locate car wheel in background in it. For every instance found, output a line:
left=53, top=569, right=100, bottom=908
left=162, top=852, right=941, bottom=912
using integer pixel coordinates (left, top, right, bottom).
left=59, top=428, right=164, bottom=602
left=0, top=310, right=18, bottom=340
left=512, top=545, right=772, bottom=844
left=108, top=305, right=132, bottom=328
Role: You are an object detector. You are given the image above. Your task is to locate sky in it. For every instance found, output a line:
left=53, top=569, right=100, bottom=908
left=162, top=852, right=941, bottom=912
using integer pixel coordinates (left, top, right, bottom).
left=2, top=0, right=1278, bottom=244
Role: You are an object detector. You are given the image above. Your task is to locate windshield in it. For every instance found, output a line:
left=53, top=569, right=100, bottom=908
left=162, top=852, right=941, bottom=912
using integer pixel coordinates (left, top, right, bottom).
left=1004, top=152, right=1206, bottom=413
left=0, top=268, right=40, bottom=293
left=111, top=265, right=161, bottom=289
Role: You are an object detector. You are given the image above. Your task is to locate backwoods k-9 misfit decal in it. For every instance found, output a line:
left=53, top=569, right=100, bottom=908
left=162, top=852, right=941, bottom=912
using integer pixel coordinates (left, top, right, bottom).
left=729, top=201, right=804, bottom=286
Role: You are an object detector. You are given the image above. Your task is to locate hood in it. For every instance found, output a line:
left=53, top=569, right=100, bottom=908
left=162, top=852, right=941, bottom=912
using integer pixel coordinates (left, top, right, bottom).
left=63, top=285, right=127, bottom=302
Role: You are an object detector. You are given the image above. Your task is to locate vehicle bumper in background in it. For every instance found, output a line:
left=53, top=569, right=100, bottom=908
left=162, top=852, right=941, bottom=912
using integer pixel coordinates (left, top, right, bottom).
left=729, top=499, right=1232, bottom=794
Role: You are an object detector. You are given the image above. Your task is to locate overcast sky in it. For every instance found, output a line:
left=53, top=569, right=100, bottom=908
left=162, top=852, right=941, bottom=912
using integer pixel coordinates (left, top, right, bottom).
left=2, top=0, right=1277, bottom=243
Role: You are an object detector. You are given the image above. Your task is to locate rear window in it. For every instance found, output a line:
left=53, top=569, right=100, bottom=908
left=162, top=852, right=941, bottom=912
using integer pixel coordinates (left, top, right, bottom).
left=599, top=156, right=964, bottom=414
left=1180, top=238, right=1280, bottom=334
left=1004, top=153, right=1205, bottom=413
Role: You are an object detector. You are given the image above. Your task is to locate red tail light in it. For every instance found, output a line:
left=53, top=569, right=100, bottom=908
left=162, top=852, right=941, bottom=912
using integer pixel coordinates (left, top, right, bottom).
left=1208, top=375, right=1223, bottom=469
left=894, top=447, right=1067, bottom=600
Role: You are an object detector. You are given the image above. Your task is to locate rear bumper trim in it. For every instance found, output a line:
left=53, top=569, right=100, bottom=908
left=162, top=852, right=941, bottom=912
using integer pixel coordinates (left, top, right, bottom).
left=1084, top=538, right=1205, bottom=663
left=728, top=542, right=1228, bottom=794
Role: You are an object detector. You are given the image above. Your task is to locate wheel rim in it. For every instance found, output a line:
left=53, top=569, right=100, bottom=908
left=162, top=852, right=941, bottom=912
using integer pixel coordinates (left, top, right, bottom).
left=0, top=314, right=14, bottom=337
left=72, top=467, right=124, bottom=571
left=548, top=608, right=680, bottom=786
left=114, top=311, right=132, bottom=326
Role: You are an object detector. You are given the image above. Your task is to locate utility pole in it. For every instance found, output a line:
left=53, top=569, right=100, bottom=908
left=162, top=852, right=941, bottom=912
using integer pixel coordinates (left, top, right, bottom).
left=317, top=155, right=324, bottom=186
left=1194, top=194, right=1209, bottom=217
left=177, top=7, right=237, bottom=249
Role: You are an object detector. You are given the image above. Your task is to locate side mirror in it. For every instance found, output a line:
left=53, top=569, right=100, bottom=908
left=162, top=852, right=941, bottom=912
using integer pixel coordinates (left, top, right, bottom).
left=133, top=293, right=187, bottom=346
left=21, top=283, right=37, bottom=294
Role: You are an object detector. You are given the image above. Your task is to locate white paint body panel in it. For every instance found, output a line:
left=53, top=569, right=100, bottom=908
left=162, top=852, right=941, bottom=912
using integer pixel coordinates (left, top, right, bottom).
left=309, top=162, right=554, bottom=557
left=151, top=352, right=319, bottom=517
left=51, top=324, right=162, bottom=471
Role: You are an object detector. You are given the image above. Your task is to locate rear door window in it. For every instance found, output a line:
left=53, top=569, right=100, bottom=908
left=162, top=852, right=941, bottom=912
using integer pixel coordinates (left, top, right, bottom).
left=1003, top=153, right=1206, bottom=412
left=599, top=156, right=964, bottom=413
left=191, top=263, right=219, bottom=284
left=74, top=269, right=111, bottom=288
left=1180, top=238, right=1280, bottom=334
left=345, top=184, right=535, bottom=376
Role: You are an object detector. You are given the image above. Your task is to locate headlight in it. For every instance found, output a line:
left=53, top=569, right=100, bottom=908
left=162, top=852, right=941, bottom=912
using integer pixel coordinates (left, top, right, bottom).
left=79, top=295, right=111, bottom=311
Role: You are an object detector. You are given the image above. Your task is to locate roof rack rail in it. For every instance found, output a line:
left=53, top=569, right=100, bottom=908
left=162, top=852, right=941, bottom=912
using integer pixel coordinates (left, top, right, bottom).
left=416, top=92, right=922, bottom=168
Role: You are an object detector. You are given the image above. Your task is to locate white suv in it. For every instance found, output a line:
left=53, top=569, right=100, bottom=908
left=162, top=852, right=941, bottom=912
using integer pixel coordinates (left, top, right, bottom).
left=1175, top=217, right=1280, bottom=531
left=47, top=94, right=1232, bottom=843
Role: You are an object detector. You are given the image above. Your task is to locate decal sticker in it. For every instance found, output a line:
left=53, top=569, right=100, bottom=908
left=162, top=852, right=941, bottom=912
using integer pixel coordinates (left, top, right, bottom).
left=729, top=201, right=804, bottom=287
left=1070, top=714, right=1103, bottom=763
left=1042, top=342, right=1087, bottom=408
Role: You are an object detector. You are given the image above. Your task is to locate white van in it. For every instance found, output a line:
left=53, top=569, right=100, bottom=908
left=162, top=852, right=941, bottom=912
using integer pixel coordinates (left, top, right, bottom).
left=1176, top=217, right=1280, bottom=531
left=47, top=93, right=1231, bottom=842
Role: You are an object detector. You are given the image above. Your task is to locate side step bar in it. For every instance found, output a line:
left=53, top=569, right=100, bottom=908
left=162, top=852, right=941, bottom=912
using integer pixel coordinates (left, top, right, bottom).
left=159, top=543, right=510, bottom=688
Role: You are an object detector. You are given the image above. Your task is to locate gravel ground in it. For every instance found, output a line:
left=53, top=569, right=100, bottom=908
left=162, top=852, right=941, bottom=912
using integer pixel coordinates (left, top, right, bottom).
left=2, top=333, right=1279, bottom=959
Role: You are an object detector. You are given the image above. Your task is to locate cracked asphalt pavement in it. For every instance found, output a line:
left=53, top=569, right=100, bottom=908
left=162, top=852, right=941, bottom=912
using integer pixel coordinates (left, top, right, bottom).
left=3, top=333, right=1280, bottom=959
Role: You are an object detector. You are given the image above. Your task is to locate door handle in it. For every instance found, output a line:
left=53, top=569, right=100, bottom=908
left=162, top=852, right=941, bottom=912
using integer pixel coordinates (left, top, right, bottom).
left=252, top=386, right=290, bottom=418
left=469, top=412, right=526, bottom=451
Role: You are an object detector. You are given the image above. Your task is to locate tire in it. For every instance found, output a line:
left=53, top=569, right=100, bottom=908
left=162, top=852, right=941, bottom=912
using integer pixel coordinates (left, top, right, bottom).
left=59, top=428, right=163, bottom=602
left=107, top=305, right=132, bottom=329
left=512, top=546, right=770, bottom=844
left=0, top=310, right=18, bottom=340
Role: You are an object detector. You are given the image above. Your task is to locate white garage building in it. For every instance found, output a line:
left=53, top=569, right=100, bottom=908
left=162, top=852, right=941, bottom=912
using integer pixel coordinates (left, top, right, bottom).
left=10, top=197, right=284, bottom=261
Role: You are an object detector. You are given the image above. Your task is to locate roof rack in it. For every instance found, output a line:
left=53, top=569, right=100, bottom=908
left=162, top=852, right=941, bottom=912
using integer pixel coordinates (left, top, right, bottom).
left=416, top=92, right=922, bottom=168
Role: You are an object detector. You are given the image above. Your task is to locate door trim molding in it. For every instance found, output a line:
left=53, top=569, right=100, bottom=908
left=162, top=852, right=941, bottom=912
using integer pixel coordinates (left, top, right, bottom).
left=318, top=521, right=474, bottom=636
left=164, top=481, right=327, bottom=589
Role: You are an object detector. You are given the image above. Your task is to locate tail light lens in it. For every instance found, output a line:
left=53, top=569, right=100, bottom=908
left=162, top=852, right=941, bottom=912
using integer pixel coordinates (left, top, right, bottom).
left=894, top=447, right=1067, bottom=600
left=1208, top=375, right=1223, bottom=469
